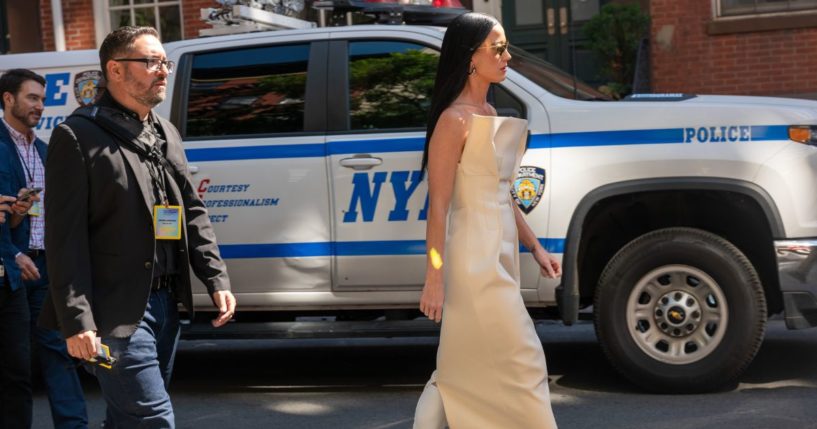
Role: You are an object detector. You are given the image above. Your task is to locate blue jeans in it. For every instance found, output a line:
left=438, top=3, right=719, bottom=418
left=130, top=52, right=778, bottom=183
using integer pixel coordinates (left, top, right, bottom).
left=26, top=253, right=88, bottom=429
left=87, top=287, right=180, bottom=429
left=0, top=279, right=32, bottom=429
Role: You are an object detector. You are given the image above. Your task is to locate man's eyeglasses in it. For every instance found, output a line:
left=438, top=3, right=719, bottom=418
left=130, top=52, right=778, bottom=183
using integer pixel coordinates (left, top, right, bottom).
left=113, top=58, right=175, bottom=74
left=476, top=41, right=510, bottom=56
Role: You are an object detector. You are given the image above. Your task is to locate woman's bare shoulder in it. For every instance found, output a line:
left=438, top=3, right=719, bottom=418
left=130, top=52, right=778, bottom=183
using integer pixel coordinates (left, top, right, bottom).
left=435, top=106, right=473, bottom=138
left=441, top=106, right=472, bottom=125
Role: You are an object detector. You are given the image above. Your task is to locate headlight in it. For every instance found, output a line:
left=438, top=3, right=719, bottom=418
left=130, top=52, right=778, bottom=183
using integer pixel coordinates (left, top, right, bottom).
left=788, top=125, right=817, bottom=145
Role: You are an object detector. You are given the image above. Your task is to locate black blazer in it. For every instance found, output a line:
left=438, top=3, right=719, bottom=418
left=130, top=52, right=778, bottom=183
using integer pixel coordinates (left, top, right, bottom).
left=40, top=97, right=231, bottom=339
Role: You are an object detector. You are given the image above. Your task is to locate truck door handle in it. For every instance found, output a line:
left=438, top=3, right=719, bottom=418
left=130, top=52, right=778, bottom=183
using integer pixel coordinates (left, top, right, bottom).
left=339, top=155, right=382, bottom=170
left=559, top=7, right=568, bottom=35
left=188, top=165, right=199, bottom=175
left=547, top=8, right=555, bottom=36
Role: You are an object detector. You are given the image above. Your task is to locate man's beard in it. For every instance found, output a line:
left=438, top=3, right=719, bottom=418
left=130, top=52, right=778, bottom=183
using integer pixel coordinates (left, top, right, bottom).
left=11, top=102, right=40, bottom=128
left=126, top=70, right=166, bottom=108
left=133, top=82, right=166, bottom=108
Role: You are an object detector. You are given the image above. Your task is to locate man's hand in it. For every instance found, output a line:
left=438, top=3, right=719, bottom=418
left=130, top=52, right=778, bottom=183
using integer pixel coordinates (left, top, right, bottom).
left=66, top=330, right=97, bottom=361
left=12, top=188, right=38, bottom=215
left=0, top=195, right=15, bottom=224
left=16, top=253, right=40, bottom=281
left=211, top=290, right=236, bottom=328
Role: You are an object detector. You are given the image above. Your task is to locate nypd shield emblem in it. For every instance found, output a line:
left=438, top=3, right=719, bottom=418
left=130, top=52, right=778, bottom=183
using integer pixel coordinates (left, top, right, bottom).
left=511, top=166, right=545, bottom=214
left=73, top=70, right=103, bottom=107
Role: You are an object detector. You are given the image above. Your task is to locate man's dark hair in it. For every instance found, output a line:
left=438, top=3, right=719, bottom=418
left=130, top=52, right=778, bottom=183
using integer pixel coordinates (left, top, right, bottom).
left=0, top=69, right=46, bottom=110
left=99, top=26, right=160, bottom=80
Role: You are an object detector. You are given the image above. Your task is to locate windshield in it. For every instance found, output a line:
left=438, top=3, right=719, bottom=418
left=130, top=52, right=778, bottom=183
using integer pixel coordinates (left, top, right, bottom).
left=508, top=45, right=611, bottom=101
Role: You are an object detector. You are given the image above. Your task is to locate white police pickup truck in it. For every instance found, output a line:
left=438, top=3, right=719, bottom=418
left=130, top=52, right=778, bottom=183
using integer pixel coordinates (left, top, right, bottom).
left=4, top=24, right=817, bottom=393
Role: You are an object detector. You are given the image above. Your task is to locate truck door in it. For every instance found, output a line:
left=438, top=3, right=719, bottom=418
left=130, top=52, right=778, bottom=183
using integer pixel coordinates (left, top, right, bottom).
left=174, top=40, right=331, bottom=308
left=327, top=37, right=439, bottom=292
left=326, top=34, right=539, bottom=297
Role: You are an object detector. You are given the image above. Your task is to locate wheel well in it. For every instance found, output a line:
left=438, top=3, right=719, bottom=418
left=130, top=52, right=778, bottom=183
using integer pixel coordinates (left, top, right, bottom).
left=578, top=190, right=782, bottom=315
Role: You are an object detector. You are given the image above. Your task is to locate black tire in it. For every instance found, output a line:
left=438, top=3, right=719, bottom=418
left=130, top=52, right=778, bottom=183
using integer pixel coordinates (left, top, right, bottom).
left=594, top=227, right=767, bottom=393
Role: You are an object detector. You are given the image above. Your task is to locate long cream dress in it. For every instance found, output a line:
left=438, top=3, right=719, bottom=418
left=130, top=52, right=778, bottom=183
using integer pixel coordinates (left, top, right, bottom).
left=414, top=115, right=557, bottom=429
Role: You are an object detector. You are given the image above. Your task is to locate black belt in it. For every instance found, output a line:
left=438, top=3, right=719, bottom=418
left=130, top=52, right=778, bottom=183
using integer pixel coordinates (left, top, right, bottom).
left=25, top=249, right=45, bottom=259
left=151, top=275, right=174, bottom=291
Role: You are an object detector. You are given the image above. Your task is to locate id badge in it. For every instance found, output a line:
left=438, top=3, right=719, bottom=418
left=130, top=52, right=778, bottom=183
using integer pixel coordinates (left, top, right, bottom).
left=153, top=205, right=182, bottom=240
left=28, top=201, right=41, bottom=217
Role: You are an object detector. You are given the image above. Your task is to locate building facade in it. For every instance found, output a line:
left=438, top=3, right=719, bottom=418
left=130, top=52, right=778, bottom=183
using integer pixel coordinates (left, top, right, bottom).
left=650, top=0, right=817, bottom=99
left=1, top=0, right=216, bottom=53
left=2, top=1, right=816, bottom=99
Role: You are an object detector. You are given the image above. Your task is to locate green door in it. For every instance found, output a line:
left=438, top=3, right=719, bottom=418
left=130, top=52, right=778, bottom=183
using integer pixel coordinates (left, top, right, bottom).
left=503, top=0, right=604, bottom=87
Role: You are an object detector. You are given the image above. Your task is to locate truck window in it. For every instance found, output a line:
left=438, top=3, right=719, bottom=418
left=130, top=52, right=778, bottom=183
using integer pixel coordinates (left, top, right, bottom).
left=508, top=45, right=610, bottom=101
left=185, top=43, right=310, bottom=137
left=348, top=41, right=439, bottom=131
left=346, top=40, right=528, bottom=131
left=490, top=84, right=527, bottom=119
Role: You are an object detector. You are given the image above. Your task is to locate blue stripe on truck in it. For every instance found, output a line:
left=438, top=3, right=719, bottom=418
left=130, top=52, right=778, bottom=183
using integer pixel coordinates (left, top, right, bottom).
left=186, top=126, right=790, bottom=161
left=218, top=238, right=565, bottom=259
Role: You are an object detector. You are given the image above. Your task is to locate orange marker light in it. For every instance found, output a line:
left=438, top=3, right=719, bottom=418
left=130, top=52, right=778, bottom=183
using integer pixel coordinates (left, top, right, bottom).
left=789, top=126, right=812, bottom=144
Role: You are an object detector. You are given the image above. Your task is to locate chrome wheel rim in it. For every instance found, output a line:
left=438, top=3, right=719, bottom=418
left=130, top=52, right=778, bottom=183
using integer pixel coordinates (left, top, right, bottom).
left=626, top=265, right=729, bottom=365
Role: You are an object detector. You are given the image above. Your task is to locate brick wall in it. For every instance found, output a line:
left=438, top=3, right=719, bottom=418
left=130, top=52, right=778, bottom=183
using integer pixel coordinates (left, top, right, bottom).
left=40, top=0, right=54, bottom=51
left=40, top=0, right=97, bottom=51
left=650, top=0, right=817, bottom=97
left=37, top=0, right=218, bottom=51
left=183, top=0, right=220, bottom=40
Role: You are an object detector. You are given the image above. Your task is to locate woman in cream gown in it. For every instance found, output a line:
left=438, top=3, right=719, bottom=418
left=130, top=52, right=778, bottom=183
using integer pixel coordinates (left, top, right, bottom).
left=414, top=13, right=561, bottom=429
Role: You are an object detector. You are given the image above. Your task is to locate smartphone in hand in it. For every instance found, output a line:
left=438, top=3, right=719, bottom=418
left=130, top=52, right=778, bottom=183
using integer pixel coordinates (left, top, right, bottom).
left=18, top=187, right=43, bottom=202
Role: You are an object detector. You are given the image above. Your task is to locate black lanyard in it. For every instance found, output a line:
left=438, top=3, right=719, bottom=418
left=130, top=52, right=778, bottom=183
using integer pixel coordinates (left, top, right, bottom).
left=126, top=121, right=171, bottom=207
left=13, top=140, right=37, bottom=186
left=75, top=107, right=178, bottom=206
left=144, top=136, right=170, bottom=206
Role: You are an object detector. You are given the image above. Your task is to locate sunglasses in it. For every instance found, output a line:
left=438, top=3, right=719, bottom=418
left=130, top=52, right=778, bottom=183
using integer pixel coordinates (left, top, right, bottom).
left=476, top=41, right=510, bottom=56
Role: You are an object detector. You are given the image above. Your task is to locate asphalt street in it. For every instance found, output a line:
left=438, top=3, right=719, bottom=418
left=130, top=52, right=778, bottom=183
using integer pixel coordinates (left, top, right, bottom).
left=32, top=319, right=817, bottom=429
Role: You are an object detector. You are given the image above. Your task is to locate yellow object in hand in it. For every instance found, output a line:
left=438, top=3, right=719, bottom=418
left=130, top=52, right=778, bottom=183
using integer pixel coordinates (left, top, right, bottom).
left=429, top=247, right=443, bottom=270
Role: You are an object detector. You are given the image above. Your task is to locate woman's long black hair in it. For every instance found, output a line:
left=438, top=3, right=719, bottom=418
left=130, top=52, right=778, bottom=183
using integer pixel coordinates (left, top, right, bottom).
left=420, top=12, right=498, bottom=174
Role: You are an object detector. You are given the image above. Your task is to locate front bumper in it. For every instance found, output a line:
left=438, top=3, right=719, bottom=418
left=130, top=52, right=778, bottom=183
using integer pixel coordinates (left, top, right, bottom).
left=775, top=239, right=817, bottom=329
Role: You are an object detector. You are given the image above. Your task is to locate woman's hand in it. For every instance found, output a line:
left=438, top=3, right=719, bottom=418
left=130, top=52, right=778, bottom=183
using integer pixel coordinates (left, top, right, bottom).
left=534, top=247, right=562, bottom=278
left=420, top=278, right=445, bottom=323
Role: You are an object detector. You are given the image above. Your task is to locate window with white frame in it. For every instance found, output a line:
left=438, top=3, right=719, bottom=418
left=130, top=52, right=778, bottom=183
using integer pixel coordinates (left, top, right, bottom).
left=108, top=0, right=183, bottom=42
left=718, top=0, right=817, bottom=17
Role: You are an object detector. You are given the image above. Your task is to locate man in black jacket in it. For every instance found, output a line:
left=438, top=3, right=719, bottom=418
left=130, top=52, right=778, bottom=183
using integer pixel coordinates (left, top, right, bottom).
left=41, top=26, right=236, bottom=428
